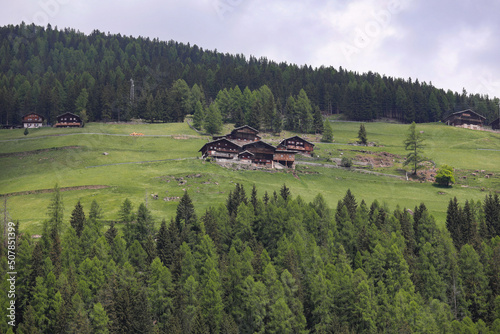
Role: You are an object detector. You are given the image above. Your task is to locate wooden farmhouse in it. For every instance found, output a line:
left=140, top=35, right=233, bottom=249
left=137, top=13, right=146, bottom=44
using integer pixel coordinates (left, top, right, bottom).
left=491, top=118, right=500, bottom=130
left=443, top=109, right=486, bottom=128
left=278, top=135, right=315, bottom=155
left=55, top=112, right=83, bottom=127
left=22, top=113, right=44, bottom=128
left=224, top=125, right=261, bottom=142
left=199, top=125, right=313, bottom=168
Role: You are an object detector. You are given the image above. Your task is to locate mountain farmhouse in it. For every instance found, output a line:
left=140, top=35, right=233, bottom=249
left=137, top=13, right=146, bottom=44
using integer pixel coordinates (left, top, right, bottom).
left=55, top=112, right=83, bottom=128
left=199, top=125, right=313, bottom=168
left=443, top=109, right=486, bottom=129
left=22, top=113, right=44, bottom=128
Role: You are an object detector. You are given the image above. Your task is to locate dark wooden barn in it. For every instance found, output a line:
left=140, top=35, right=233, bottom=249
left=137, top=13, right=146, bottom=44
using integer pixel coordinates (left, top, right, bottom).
left=55, top=112, right=82, bottom=127
left=199, top=138, right=242, bottom=159
left=491, top=118, right=500, bottom=130
left=243, top=141, right=276, bottom=166
left=443, top=109, right=486, bottom=128
left=278, top=136, right=315, bottom=155
left=224, top=125, right=261, bottom=142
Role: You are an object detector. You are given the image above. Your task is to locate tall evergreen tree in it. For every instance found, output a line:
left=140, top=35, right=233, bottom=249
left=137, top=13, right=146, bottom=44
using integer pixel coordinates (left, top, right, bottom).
left=358, top=123, right=368, bottom=145
left=70, top=200, right=86, bottom=237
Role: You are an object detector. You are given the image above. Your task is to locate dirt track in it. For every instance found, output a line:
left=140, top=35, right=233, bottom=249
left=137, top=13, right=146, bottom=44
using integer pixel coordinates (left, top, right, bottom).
left=1, top=185, right=110, bottom=197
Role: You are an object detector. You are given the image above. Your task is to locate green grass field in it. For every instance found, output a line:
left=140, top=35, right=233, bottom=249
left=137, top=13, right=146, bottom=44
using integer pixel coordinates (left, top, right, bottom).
left=1, top=121, right=499, bottom=234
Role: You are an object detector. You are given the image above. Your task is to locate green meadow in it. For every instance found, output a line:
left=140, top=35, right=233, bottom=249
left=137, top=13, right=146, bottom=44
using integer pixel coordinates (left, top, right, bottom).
left=0, top=121, right=499, bottom=234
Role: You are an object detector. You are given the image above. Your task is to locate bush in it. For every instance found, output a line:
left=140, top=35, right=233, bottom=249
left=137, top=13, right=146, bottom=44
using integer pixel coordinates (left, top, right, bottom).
left=340, top=156, right=353, bottom=168
left=434, top=165, right=455, bottom=187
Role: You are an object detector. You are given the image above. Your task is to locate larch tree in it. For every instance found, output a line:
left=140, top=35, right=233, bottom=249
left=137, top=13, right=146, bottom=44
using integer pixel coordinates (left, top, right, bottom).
left=321, top=119, right=333, bottom=142
left=403, top=122, right=425, bottom=175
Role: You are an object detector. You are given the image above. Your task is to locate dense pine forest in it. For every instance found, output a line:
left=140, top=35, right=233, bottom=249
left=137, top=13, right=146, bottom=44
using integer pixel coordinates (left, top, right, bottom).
left=1, top=23, right=500, bottom=131
left=1, top=183, right=499, bottom=333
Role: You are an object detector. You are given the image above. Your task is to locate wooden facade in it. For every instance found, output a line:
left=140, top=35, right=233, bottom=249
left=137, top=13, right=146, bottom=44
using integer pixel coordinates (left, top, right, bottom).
left=242, top=141, right=276, bottom=166
left=224, top=125, right=261, bottom=142
left=200, top=125, right=298, bottom=168
left=22, top=113, right=44, bottom=128
left=199, top=138, right=242, bottom=159
left=55, top=112, right=82, bottom=127
left=491, top=118, right=500, bottom=130
left=443, top=109, right=486, bottom=127
left=278, top=136, right=315, bottom=154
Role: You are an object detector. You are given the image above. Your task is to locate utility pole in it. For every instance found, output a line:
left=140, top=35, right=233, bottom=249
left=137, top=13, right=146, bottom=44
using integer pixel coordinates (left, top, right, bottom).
left=130, top=78, right=135, bottom=103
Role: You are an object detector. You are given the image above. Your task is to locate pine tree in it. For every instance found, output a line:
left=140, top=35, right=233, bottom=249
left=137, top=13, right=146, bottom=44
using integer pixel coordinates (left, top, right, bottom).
left=358, top=123, right=367, bottom=145
left=342, top=189, right=358, bottom=222
left=136, top=202, right=154, bottom=245
left=119, top=198, right=135, bottom=246
left=46, top=183, right=64, bottom=235
left=70, top=200, right=86, bottom=237
left=446, top=197, right=462, bottom=250
left=280, top=183, right=291, bottom=202
left=104, top=222, right=118, bottom=246
left=483, top=193, right=500, bottom=239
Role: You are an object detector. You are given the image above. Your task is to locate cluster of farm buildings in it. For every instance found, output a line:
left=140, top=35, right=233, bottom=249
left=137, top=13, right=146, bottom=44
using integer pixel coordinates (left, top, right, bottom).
left=4, top=112, right=83, bottom=129
left=199, top=125, right=314, bottom=169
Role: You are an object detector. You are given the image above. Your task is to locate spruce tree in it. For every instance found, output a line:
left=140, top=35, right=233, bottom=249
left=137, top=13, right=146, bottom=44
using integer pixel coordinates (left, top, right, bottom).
left=358, top=123, right=367, bottom=145
left=70, top=200, right=86, bottom=237
left=280, top=183, right=291, bottom=202
left=342, top=189, right=358, bottom=222
left=104, top=222, right=118, bottom=246
left=176, top=191, right=197, bottom=234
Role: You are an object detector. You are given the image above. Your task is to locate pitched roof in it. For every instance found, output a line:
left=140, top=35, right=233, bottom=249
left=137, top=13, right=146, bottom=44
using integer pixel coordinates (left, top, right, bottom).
left=22, top=112, right=44, bottom=121
left=279, top=135, right=315, bottom=147
left=57, top=112, right=81, bottom=119
left=232, top=125, right=259, bottom=133
left=238, top=150, right=255, bottom=156
left=198, top=138, right=242, bottom=152
left=443, top=109, right=486, bottom=120
left=242, top=140, right=276, bottom=150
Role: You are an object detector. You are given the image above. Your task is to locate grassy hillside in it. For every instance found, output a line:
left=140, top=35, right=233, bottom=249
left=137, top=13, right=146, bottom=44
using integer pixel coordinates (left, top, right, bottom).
left=0, top=121, right=498, bottom=234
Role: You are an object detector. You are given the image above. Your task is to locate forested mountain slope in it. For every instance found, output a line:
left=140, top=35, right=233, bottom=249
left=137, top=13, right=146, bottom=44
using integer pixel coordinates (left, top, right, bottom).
left=2, top=184, right=499, bottom=333
left=1, top=23, right=499, bottom=128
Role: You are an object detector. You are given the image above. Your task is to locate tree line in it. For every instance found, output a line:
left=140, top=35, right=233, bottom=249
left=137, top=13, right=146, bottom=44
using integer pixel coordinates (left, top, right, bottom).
left=1, top=184, right=499, bottom=333
left=1, top=23, right=499, bottom=128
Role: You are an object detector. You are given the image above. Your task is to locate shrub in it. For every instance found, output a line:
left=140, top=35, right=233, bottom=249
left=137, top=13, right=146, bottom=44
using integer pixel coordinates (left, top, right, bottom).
left=435, top=165, right=455, bottom=187
left=341, top=156, right=353, bottom=168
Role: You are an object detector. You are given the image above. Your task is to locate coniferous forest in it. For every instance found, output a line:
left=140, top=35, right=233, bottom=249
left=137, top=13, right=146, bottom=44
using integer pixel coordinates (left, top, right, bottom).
left=1, top=23, right=500, bottom=131
left=1, top=183, right=499, bottom=333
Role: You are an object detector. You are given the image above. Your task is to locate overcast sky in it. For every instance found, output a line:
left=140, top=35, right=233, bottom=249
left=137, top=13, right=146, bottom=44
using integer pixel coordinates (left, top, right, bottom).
left=2, top=0, right=500, bottom=98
